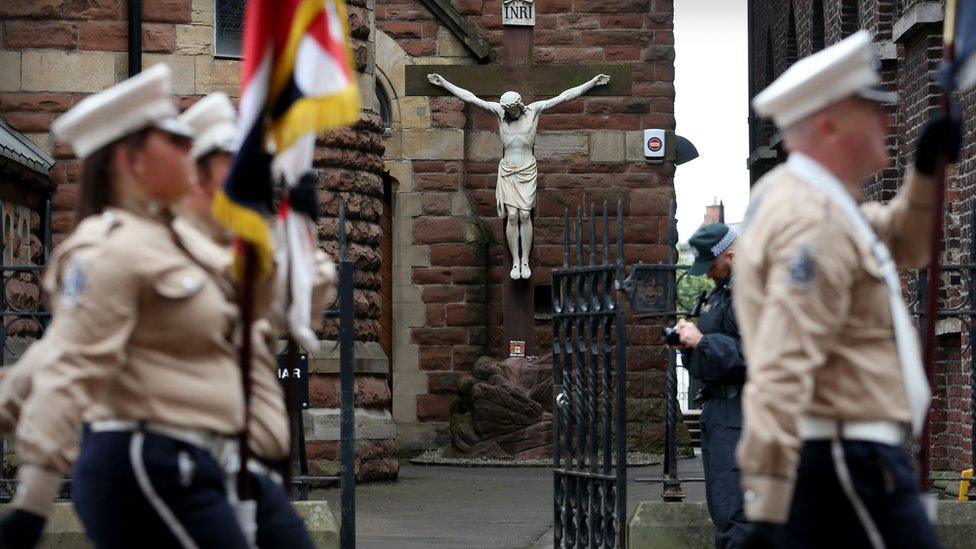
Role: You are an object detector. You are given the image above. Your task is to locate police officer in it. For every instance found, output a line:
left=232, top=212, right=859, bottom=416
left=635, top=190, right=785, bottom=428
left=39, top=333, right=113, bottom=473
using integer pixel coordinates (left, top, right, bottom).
left=0, top=64, right=252, bottom=548
left=671, top=222, right=747, bottom=549
left=735, top=31, right=961, bottom=548
left=176, top=92, right=335, bottom=549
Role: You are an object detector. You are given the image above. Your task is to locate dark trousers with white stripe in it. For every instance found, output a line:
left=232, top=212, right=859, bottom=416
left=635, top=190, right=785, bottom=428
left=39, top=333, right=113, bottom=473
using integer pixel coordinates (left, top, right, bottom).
left=72, top=429, right=249, bottom=549
left=251, top=463, right=315, bottom=549
left=786, top=440, right=943, bottom=549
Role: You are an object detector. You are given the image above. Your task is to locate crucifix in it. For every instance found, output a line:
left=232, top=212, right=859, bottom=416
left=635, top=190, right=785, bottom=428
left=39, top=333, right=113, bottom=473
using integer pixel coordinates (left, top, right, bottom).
left=405, top=3, right=632, bottom=357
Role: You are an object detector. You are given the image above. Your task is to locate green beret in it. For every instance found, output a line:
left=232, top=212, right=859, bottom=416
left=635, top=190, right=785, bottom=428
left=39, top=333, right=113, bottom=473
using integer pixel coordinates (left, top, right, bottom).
left=688, top=223, right=736, bottom=276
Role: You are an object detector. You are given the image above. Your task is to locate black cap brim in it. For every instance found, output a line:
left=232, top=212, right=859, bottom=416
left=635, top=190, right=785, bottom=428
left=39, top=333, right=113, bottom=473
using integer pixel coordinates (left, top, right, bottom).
left=689, top=258, right=713, bottom=276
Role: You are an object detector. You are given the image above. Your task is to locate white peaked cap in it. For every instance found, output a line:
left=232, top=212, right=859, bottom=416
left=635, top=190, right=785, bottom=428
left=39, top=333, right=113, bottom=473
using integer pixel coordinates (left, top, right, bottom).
left=753, top=30, right=897, bottom=129
left=52, top=63, right=193, bottom=159
left=179, top=92, right=238, bottom=159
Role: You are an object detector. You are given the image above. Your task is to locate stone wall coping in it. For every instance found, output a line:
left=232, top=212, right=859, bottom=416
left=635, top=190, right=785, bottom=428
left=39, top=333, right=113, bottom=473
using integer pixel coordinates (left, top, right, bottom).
left=0, top=501, right=339, bottom=548
left=874, top=40, right=898, bottom=61
left=304, top=340, right=391, bottom=375
left=305, top=407, right=397, bottom=441
left=416, top=0, right=491, bottom=60
left=893, top=2, right=944, bottom=44
left=628, top=501, right=976, bottom=549
left=935, top=317, right=963, bottom=336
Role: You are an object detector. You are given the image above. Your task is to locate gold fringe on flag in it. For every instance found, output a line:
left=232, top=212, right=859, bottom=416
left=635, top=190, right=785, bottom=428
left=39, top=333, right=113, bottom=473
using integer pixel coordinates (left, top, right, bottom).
left=213, top=189, right=275, bottom=280
left=268, top=85, right=360, bottom=154
left=268, top=0, right=361, bottom=152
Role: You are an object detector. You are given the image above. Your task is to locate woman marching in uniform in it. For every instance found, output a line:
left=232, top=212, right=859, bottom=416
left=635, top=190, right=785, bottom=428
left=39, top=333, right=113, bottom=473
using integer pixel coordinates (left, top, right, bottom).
left=0, top=65, right=252, bottom=548
left=176, top=91, right=335, bottom=549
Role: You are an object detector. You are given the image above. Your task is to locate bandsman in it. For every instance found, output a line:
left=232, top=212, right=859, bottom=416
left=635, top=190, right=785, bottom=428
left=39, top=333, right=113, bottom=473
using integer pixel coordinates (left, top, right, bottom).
left=734, top=30, right=961, bottom=548
left=176, top=91, right=336, bottom=549
left=0, top=64, right=252, bottom=548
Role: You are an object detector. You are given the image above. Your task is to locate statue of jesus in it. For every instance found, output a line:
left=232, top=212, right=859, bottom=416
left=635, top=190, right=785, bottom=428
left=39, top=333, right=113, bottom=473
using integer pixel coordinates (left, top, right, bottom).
left=427, top=73, right=611, bottom=280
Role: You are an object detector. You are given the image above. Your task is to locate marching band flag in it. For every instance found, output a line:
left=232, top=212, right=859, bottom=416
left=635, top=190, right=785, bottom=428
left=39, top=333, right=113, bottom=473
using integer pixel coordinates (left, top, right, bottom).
left=214, top=0, right=360, bottom=350
left=941, top=0, right=976, bottom=92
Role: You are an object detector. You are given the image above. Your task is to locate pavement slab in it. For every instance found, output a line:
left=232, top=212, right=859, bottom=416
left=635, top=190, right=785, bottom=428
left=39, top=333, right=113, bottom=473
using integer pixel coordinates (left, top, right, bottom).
left=317, top=455, right=706, bottom=548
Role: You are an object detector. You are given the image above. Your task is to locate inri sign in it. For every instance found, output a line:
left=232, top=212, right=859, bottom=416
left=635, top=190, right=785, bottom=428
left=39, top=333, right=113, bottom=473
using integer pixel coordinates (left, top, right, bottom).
left=503, top=0, right=535, bottom=27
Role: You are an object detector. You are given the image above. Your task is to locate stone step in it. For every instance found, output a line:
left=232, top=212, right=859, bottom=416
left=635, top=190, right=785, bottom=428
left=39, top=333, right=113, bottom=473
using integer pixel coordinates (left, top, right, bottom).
left=0, top=501, right=340, bottom=548
left=629, top=501, right=976, bottom=548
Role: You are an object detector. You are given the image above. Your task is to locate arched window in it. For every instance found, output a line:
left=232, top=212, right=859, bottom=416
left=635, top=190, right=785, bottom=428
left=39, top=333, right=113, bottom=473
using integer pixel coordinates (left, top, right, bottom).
left=376, top=82, right=392, bottom=132
left=215, top=0, right=245, bottom=58
left=787, top=2, right=799, bottom=65
left=812, top=0, right=826, bottom=51
left=841, top=0, right=859, bottom=38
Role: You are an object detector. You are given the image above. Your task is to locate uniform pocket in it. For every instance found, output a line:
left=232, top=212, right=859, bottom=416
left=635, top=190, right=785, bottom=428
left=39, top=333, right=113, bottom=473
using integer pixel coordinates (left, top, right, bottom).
left=151, top=266, right=207, bottom=299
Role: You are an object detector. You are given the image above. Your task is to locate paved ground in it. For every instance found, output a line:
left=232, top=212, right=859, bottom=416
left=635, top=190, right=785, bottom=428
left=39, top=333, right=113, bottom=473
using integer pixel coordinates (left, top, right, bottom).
left=318, top=454, right=705, bottom=548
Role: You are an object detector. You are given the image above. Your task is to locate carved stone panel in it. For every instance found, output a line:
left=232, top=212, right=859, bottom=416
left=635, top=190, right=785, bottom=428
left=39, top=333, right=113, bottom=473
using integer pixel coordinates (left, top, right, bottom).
left=502, top=0, right=535, bottom=27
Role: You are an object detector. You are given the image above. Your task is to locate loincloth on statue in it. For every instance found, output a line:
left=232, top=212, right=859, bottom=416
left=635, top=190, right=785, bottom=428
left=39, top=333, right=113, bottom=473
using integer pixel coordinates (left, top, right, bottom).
left=495, top=156, right=538, bottom=217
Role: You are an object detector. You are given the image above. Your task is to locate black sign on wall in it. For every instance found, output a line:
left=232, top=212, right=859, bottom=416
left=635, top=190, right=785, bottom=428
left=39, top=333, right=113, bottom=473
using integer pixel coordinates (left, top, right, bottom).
left=277, top=352, right=309, bottom=409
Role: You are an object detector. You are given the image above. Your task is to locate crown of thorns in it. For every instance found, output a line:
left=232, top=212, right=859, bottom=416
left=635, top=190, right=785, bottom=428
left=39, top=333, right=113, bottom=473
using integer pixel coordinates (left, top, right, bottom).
left=500, top=92, right=524, bottom=108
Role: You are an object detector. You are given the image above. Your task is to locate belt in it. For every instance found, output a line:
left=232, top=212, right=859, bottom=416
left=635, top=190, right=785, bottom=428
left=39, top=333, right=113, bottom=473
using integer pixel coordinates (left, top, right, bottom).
left=700, top=384, right=742, bottom=400
left=89, top=419, right=240, bottom=472
left=798, top=416, right=908, bottom=447
left=247, top=458, right=284, bottom=486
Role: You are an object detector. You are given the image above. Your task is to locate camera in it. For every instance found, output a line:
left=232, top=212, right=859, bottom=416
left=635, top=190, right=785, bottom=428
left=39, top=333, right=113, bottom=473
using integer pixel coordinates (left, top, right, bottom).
left=662, top=325, right=682, bottom=345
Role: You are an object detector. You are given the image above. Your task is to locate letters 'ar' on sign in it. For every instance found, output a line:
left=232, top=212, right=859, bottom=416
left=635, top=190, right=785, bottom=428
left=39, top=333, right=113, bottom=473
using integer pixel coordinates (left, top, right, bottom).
left=502, top=0, right=535, bottom=27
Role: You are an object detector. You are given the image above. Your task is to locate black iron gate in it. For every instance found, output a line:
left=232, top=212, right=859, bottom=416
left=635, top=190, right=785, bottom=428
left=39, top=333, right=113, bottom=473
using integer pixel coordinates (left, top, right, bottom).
left=551, top=203, right=628, bottom=548
left=909, top=202, right=976, bottom=499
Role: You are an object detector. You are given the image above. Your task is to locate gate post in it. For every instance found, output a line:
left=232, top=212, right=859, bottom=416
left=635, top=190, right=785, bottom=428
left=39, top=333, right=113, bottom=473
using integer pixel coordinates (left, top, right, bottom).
left=338, top=202, right=357, bottom=549
left=969, top=203, right=976, bottom=500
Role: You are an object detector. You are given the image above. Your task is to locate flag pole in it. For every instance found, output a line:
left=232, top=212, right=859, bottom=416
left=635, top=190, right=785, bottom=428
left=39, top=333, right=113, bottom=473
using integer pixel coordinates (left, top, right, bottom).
left=919, top=0, right=958, bottom=492
left=237, top=242, right=258, bottom=502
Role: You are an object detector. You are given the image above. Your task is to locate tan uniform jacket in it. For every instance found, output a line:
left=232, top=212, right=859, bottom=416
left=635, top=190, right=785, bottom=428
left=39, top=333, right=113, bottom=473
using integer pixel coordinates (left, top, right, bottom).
left=173, top=210, right=337, bottom=462
left=15, top=207, right=245, bottom=472
left=732, top=158, right=935, bottom=523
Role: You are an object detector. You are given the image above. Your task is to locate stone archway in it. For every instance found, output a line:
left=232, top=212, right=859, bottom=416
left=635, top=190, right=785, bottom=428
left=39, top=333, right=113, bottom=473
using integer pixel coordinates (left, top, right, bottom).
left=375, top=30, right=433, bottom=451
left=374, top=29, right=484, bottom=451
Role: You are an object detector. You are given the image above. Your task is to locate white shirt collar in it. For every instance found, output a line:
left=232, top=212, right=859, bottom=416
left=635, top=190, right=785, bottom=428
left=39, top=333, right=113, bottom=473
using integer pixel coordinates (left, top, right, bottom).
left=785, top=152, right=851, bottom=197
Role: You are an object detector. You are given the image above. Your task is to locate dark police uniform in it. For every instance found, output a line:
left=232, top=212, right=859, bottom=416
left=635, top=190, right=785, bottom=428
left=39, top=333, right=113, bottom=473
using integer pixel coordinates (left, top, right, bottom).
left=682, top=278, right=748, bottom=549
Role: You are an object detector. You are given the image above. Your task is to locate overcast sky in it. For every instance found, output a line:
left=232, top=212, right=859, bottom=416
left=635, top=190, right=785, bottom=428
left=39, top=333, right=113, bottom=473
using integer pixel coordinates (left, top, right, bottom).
left=673, top=1, right=750, bottom=242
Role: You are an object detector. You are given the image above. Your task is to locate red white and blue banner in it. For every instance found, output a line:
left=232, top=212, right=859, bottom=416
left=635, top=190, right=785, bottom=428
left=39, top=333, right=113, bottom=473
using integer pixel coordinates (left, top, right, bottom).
left=214, top=0, right=360, bottom=350
left=942, top=0, right=976, bottom=92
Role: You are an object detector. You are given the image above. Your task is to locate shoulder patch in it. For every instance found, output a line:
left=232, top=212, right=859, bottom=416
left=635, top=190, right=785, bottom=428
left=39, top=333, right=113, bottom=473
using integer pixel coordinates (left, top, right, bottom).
left=787, top=245, right=817, bottom=291
left=59, top=257, right=90, bottom=307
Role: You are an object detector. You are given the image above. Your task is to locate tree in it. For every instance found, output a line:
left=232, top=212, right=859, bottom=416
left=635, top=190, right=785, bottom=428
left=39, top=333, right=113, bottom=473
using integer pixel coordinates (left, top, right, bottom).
left=676, top=253, right=713, bottom=315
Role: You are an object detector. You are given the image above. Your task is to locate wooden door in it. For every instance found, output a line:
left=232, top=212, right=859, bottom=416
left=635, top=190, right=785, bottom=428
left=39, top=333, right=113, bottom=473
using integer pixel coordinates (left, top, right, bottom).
left=379, top=173, right=394, bottom=379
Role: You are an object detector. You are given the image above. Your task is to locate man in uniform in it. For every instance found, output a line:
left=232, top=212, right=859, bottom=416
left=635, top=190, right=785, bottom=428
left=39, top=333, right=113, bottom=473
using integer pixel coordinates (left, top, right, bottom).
left=671, top=222, right=747, bottom=548
left=734, top=30, right=961, bottom=548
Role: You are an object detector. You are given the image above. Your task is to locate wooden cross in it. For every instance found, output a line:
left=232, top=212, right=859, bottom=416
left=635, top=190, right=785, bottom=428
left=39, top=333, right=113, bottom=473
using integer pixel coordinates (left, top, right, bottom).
left=404, top=13, right=632, bottom=358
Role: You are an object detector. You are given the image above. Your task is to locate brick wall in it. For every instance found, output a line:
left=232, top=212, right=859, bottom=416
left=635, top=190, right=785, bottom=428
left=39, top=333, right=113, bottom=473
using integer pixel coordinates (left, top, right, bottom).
left=0, top=0, right=399, bottom=480
left=377, top=0, right=676, bottom=451
left=749, top=0, right=975, bottom=474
